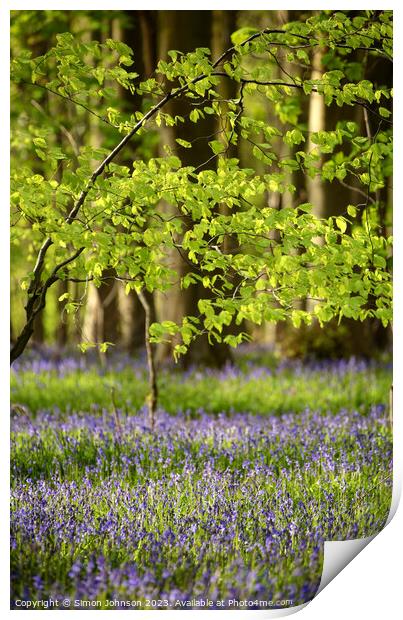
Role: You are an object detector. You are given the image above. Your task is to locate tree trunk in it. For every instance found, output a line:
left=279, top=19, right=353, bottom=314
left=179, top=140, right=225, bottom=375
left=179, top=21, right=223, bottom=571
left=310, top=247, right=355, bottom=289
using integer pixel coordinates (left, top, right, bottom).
left=57, top=280, right=69, bottom=347
left=115, top=11, right=158, bottom=354
left=117, top=285, right=145, bottom=352
left=137, top=289, right=158, bottom=429
left=156, top=10, right=233, bottom=367
left=78, top=15, right=123, bottom=350
left=305, top=47, right=326, bottom=316
left=82, top=283, right=103, bottom=344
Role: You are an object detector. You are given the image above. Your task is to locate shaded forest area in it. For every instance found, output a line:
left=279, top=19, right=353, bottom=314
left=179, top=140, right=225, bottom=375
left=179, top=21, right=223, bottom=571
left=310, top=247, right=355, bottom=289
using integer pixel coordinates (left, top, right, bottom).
left=10, top=10, right=392, bottom=366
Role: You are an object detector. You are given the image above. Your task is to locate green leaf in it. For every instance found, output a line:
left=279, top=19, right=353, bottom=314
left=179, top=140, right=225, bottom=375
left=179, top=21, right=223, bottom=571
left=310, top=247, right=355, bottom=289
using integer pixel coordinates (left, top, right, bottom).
left=255, top=278, right=266, bottom=291
left=208, top=140, right=226, bottom=155
left=336, top=217, right=347, bottom=233
left=160, top=321, right=179, bottom=334
left=173, top=344, right=187, bottom=362
left=35, top=149, right=46, bottom=161
left=291, top=310, right=304, bottom=328
left=379, top=106, right=391, bottom=118
left=99, top=342, right=114, bottom=353
left=93, top=67, right=105, bottom=85
left=176, top=138, right=192, bottom=148
left=284, top=129, right=305, bottom=146
left=33, top=137, right=46, bottom=148
left=77, top=342, right=96, bottom=353
left=231, top=27, right=259, bottom=45
left=373, top=255, right=386, bottom=268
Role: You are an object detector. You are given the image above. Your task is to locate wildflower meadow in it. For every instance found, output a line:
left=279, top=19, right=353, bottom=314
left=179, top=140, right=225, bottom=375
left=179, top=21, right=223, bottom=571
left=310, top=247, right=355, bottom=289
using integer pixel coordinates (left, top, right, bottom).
left=11, top=350, right=392, bottom=609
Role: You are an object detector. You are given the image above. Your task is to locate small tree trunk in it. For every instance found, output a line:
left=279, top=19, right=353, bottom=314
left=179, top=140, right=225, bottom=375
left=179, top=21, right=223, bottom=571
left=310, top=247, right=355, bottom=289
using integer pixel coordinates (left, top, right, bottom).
left=57, top=280, right=69, bottom=346
left=137, top=289, right=158, bottom=430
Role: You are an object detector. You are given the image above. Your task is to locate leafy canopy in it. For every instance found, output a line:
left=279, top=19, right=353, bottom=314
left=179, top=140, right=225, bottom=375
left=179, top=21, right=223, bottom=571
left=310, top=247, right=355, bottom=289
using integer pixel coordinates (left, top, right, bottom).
left=10, top=10, right=393, bottom=360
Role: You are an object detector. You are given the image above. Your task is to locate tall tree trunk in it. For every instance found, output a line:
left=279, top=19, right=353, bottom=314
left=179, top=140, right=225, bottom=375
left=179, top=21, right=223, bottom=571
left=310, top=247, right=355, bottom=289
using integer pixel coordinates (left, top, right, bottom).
left=306, top=48, right=326, bottom=221
left=306, top=47, right=326, bottom=316
left=156, top=10, right=233, bottom=367
left=113, top=11, right=157, bottom=352
left=79, top=15, right=123, bottom=349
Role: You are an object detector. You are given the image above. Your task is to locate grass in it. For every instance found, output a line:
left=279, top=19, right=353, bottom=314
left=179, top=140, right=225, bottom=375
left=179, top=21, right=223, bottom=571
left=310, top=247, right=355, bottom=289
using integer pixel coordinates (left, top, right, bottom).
left=11, top=354, right=391, bottom=416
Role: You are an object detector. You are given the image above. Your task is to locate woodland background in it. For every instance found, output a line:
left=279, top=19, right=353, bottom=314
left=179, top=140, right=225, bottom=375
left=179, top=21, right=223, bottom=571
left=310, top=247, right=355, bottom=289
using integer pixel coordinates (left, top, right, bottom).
left=10, top=9, right=393, bottom=365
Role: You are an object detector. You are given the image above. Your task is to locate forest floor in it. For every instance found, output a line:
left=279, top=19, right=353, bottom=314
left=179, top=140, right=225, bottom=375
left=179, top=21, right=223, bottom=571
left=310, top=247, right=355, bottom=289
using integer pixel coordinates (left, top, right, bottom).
left=10, top=348, right=393, bottom=609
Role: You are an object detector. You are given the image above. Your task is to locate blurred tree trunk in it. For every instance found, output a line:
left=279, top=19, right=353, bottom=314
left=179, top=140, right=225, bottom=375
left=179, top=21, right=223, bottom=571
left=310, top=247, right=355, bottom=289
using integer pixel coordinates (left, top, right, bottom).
left=156, top=10, right=232, bottom=367
left=27, top=33, right=49, bottom=348
left=138, top=10, right=157, bottom=76
left=263, top=10, right=306, bottom=345
left=118, top=287, right=146, bottom=351
left=305, top=47, right=326, bottom=314
left=306, top=48, right=326, bottom=219
left=82, top=283, right=103, bottom=343
left=112, top=11, right=158, bottom=353
left=211, top=10, right=238, bottom=232
left=209, top=10, right=246, bottom=350
left=51, top=91, right=70, bottom=347
left=79, top=15, right=123, bottom=348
